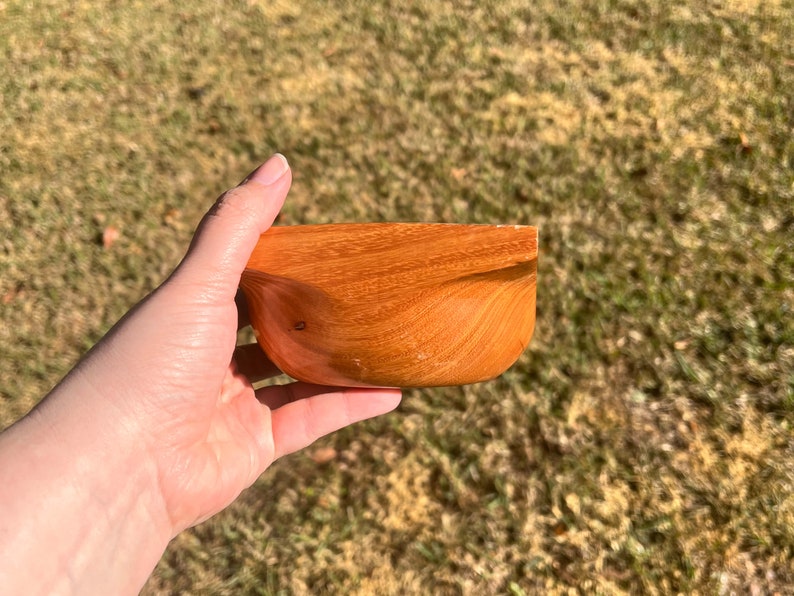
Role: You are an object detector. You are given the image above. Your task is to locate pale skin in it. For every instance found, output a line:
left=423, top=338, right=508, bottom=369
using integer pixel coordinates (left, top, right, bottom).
left=0, top=154, right=402, bottom=595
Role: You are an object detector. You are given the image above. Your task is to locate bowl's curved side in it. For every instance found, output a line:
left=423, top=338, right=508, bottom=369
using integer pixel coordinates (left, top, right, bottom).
left=240, top=223, right=538, bottom=387
left=240, top=261, right=536, bottom=387
left=240, top=270, right=350, bottom=385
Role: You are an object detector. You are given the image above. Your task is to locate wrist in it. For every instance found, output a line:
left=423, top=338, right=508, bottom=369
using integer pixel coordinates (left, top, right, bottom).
left=0, top=379, right=173, bottom=595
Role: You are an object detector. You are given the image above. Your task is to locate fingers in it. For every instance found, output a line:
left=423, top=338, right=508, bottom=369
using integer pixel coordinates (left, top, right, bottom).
left=174, top=154, right=292, bottom=298
left=233, top=344, right=282, bottom=382
left=262, top=385, right=402, bottom=459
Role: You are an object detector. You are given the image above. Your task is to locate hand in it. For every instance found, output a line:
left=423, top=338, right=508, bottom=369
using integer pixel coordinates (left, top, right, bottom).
left=50, top=154, right=401, bottom=532
left=1, top=154, right=402, bottom=594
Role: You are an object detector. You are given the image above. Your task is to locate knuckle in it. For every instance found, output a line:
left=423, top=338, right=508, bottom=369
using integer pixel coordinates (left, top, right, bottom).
left=209, top=186, right=257, bottom=220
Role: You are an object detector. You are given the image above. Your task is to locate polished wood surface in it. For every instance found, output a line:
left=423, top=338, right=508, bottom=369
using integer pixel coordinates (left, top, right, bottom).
left=240, top=223, right=538, bottom=387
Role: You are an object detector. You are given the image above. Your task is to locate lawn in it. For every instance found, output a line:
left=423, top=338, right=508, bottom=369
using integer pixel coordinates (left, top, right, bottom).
left=1, top=0, right=792, bottom=593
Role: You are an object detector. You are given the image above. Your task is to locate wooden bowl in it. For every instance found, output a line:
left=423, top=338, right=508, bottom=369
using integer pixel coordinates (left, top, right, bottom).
left=240, top=223, right=537, bottom=387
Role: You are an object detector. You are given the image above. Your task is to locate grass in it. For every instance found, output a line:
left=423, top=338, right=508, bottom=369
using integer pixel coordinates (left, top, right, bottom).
left=1, top=0, right=793, bottom=593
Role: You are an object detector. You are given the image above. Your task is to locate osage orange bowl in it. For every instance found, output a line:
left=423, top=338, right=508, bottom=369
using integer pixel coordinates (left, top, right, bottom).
left=239, top=223, right=537, bottom=387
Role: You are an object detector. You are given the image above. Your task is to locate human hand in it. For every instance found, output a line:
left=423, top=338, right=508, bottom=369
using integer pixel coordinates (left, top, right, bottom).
left=40, top=154, right=402, bottom=534
left=0, top=154, right=402, bottom=594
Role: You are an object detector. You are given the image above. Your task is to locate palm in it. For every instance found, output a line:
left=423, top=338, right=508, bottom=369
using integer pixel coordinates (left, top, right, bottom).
left=134, top=295, right=274, bottom=530
left=157, top=364, right=273, bottom=529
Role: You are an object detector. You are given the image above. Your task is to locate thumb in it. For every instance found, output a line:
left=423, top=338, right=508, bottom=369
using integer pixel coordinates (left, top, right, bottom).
left=174, top=154, right=291, bottom=296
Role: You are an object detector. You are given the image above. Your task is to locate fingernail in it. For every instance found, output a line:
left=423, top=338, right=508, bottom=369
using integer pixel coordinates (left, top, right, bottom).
left=246, top=153, right=289, bottom=186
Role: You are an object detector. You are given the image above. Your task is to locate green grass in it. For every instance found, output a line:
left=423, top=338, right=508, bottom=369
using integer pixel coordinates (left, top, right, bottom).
left=2, top=0, right=793, bottom=593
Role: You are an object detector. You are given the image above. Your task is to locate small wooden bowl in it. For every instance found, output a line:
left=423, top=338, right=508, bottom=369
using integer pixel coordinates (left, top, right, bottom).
left=240, top=223, right=537, bottom=387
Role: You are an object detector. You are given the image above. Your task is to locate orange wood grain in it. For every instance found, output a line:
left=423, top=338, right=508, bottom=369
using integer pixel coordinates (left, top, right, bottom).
left=240, top=223, right=538, bottom=387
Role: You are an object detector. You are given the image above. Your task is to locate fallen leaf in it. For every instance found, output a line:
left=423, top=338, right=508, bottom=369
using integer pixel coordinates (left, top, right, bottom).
left=310, top=446, right=337, bottom=464
left=2, top=285, right=23, bottom=305
left=102, top=225, right=120, bottom=249
left=738, top=132, right=752, bottom=155
left=450, top=167, right=467, bottom=180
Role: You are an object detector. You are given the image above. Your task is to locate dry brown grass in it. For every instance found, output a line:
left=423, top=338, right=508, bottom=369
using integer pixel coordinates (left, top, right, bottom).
left=2, top=0, right=793, bottom=593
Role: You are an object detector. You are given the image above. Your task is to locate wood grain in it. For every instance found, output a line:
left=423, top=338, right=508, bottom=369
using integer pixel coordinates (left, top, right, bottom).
left=240, top=223, right=538, bottom=387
